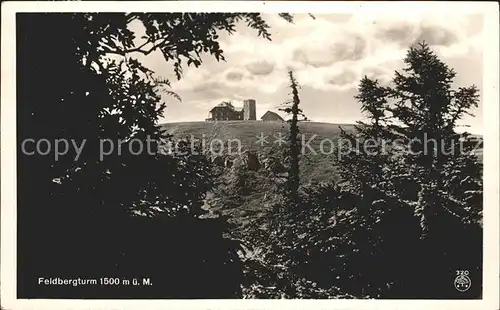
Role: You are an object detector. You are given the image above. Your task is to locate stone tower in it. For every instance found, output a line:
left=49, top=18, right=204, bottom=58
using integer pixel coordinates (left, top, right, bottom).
left=243, top=99, right=256, bottom=120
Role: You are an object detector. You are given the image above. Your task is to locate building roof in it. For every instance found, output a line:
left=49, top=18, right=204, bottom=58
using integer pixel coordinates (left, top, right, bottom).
left=209, top=101, right=235, bottom=112
left=261, top=110, right=284, bottom=121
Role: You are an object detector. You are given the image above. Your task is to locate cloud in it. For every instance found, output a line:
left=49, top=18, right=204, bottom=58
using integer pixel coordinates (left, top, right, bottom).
left=292, top=48, right=334, bottom=68
left=290, top=30, right=368, bottom=69
left=362, top=65, right=394, bottom=85
left=329, top=34, right=368, bottom=62
left=191, top=80, right=226, bottom=99
left=375, top=21, right=460, bottom=48
left=415, top=25, right=459, bottom=47
left=225, top=70, right=244, bottom=81
left=326, top=68, right=358, bottom=89
left=161, top=11, right=483, bottom=114
left=375, top=21, right=417, bottom=47
left=245, top=60, right=275, bottom=76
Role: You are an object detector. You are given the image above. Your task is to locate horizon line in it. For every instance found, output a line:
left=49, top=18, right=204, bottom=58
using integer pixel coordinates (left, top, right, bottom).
left=158, top=120, right=483, bottom=135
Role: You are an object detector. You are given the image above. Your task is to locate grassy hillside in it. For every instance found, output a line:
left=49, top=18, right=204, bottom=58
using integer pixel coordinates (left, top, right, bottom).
left=161, top=120, right=357, bottom=184
left=160, top=120, right=482, bottom=181
left=160, top=120, right=356, bottom=152
left=160, top=121, right=354, bottom=229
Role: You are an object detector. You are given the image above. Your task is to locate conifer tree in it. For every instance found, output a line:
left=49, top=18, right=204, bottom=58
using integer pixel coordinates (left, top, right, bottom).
left=338, top=42, right=483, bottom=298
left=279, top=71, right=307, bottom=206
left=387, top=42, right=482, bottom=234
left=341, top=42, right=482, bottom=233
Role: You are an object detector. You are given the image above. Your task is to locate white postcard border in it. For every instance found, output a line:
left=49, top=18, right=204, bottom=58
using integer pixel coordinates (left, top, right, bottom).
left=1, top=2, right=498, bottom=310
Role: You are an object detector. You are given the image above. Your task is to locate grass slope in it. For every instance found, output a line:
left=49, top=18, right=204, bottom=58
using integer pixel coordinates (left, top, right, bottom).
left=160, top=120, right=356, bottom=152
left=160, top=120, right=357, bottom=184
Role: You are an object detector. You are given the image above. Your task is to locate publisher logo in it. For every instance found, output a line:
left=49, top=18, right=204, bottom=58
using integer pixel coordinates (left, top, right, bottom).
left=454, top=270, right=471, bottom=292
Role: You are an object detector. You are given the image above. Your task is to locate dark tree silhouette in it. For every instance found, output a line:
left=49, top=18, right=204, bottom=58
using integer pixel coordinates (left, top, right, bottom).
left=279, top=71, right=307, bottom=206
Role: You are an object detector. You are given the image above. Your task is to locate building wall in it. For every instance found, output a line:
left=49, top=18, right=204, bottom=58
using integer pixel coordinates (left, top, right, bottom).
left=243, top=99, right=256, bottom=120
left=235, top=110, right=244, bottom=120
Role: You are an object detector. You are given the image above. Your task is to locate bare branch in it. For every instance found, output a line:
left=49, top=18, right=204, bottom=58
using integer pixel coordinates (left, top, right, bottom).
left=101, top=38, right=168, bottom=56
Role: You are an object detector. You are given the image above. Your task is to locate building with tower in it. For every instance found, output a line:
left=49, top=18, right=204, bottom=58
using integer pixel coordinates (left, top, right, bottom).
left=206, top=99, right=256, bottom=121
left=206, top=99, right=283, bottom=122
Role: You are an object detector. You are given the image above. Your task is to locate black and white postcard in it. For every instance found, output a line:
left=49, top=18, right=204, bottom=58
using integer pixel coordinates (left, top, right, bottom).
left=1, top=1, right=499, bottom=310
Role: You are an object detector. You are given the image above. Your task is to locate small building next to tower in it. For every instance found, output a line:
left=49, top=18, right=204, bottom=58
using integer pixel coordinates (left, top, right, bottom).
left=261, top=110, right=284, bottom=122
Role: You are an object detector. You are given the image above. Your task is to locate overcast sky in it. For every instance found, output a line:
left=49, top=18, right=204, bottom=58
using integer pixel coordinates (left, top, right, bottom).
left=132, top=12, right=484, bottom=133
